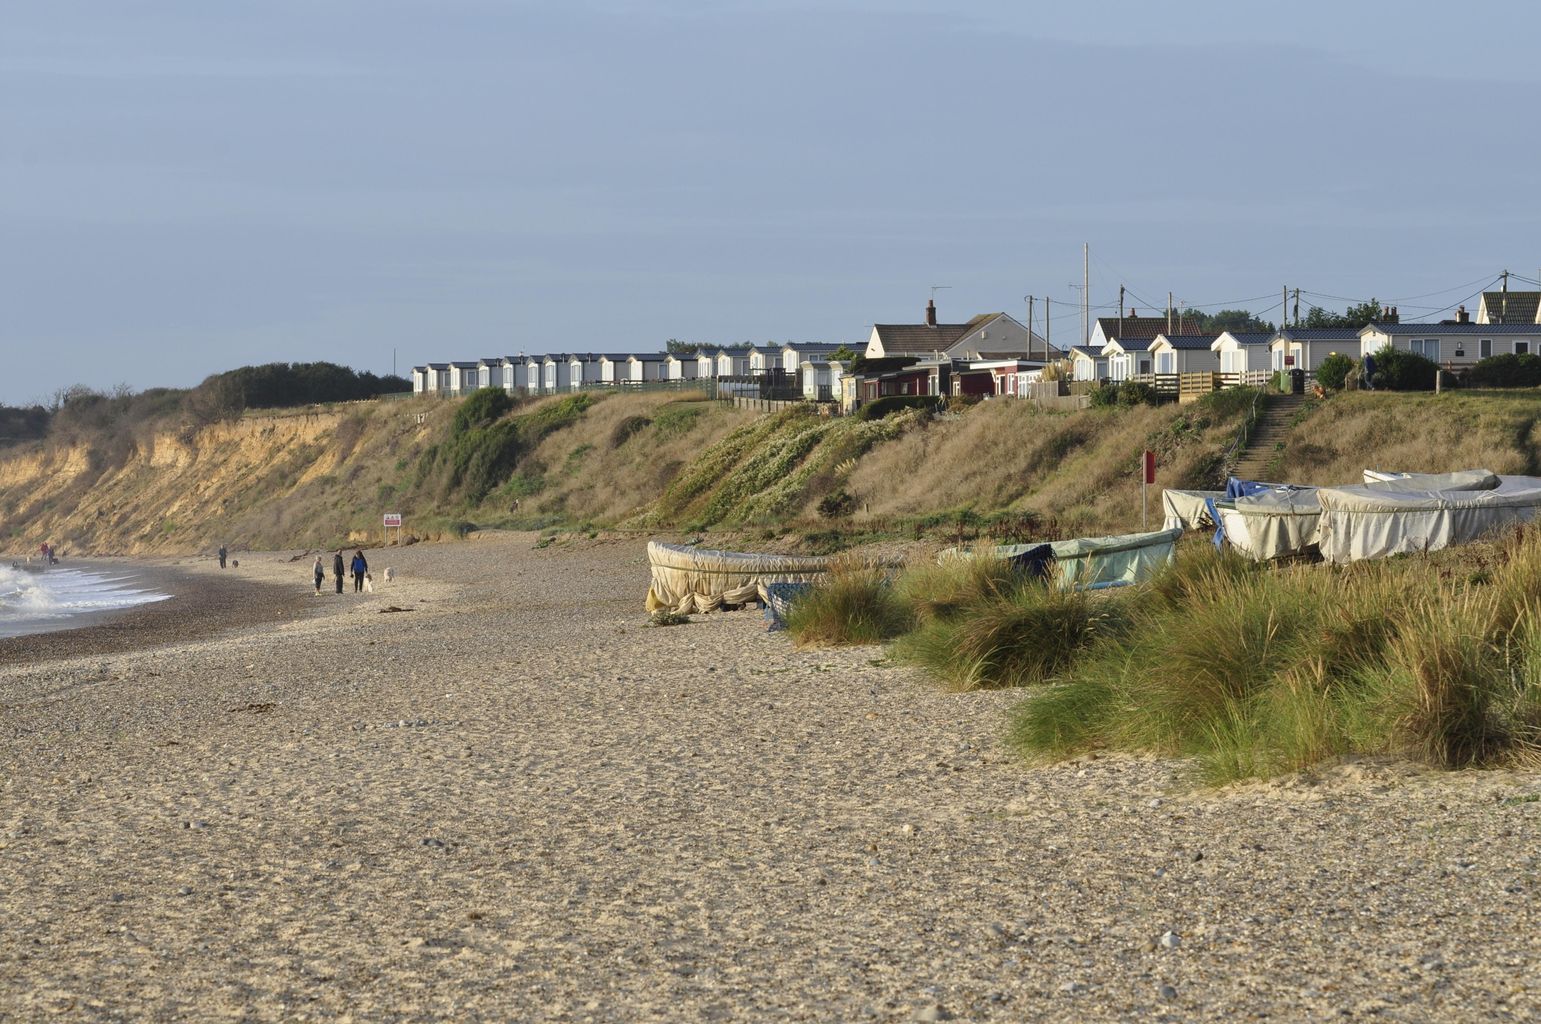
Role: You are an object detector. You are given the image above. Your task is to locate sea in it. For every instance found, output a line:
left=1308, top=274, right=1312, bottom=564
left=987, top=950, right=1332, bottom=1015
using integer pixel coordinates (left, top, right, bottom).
left=0, top=562, right=171, bottom=640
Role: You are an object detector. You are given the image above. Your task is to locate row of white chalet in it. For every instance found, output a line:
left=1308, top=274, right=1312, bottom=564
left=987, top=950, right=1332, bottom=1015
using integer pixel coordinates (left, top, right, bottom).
left=1067, top=295, right=1541, bottom=381
left=411, top=342, right=849, bottom=397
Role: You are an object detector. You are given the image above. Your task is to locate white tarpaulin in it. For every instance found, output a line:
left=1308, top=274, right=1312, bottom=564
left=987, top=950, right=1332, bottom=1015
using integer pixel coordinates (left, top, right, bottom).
left=1317, top=480, right=1541, bottom=563
left=1161, top=489, right=1223, bottom=531
left=1216, top=487, right=1322, bottom=561
left=1360, top=469, right=1499, bottom=491
left=990, top=528, right=1183, bottom=590
left=645, top=541, right=830, bottom=614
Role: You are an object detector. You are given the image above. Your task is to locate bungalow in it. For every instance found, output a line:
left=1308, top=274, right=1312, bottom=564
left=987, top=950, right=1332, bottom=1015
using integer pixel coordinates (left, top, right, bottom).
left=1476, top=290, right=1541, bottom=325
left=1068, top=346, right=1108, bottom=382
left=1268, top=328, right=1361, bottom=373
left=664, top=353, right=700, bottom=381
left=626, top=353, right=669, bottom=383
left=541, top=354, right=572, bottom=393
left=864, top=301, right=1049, bottom=361
left=782, top=343, right=845, bottom=375
left=449, top=361, right=483, bottom=393
left=1099, top=338, right=1149, bottom=381
left=1210, top=331, right=1275, bottom=375
left=1148, top=335, right=1221, bottom=375
left=568, top=353, right=605, bottom=389
left=1359, top=322, right=1541, bottom=367
left=968, top=358, right=1049, bottom=397
left=524, top=355, right=545, bottom=393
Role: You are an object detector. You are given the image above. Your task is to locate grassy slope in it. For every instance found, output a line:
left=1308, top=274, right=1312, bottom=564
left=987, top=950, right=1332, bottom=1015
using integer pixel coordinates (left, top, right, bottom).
left=8, top=387, right=1537, bottom=557
left=1257, top=389, right=1541, bottom=483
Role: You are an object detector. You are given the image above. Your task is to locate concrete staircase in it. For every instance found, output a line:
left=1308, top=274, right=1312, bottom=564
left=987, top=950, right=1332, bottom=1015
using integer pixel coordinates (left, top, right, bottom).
left=1231, top=393, right=1307, bottom=479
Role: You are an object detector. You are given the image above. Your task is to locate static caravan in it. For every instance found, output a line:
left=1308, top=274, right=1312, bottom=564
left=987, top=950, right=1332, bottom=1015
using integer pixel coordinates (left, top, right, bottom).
left=782, top=343, right=843, bottom=376
left=1148, top=335, right=1221, bottom=375
left=1211, top=332, right=1274, bottom=374
left=449, top=361, right=482, bottom=393
left=500, top=356, right=528, bottom=393
left=598, top=354, right=635, bottom=385
left=541, top=354, right=572, bottom=393
left=664, top=354, right=700, bottom=381
left=411, top=366, right=429, bottom=394
left=695, top=352, right=717, bottom=378
left=568, top=353, right=605, bottom=389
left=747, top=346, right=783, bottom=376
left=801, top=360, right=841, bottom=401
left=1068, top=346, right=1107, bottom=382
left=627, top=353, right=668, bottom=383
left=1268, top=328, right=1360, bottom=373
left=715, top=349, right=750, bottom=377
left=524, top=355, right=545, bottom=393
left=1100, top=338, right=1147, bottom=381
left=478, top=358, right=505, bottom=390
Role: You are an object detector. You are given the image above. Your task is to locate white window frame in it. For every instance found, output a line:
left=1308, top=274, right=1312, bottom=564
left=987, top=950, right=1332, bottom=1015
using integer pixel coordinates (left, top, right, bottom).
left=1517, top=341, right=1532, bottom=356
left=1480, top=339, right=1492, bottom=359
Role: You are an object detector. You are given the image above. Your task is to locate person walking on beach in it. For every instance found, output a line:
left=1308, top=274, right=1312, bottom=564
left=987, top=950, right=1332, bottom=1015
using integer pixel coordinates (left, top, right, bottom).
left=351, top=549, right=369, bottom=593
left=333, top=550, right=345, bottom=594
left=218, top=545, right=228, bottom=570
left=313, top=555, right=325, bottom=594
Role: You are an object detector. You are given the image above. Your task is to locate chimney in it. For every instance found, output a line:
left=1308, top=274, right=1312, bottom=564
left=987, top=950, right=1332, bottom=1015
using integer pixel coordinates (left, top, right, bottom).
left=1129, top=308, right=1138, bottom=317
left=925, top=299, right=937, bottom=327
left=1457, top=304, right=1469, bottom=324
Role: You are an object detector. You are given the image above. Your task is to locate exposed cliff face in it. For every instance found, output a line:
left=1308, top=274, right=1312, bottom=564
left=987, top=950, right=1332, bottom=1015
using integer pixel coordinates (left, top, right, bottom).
left=0, top=402, right=455, bottom=556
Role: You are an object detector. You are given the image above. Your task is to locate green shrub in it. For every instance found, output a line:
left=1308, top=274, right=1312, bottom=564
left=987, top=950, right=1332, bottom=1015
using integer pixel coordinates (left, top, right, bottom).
left=1367, top=346, right=1437, bottom=391
left=1466, top=353, right=1541, bottom=388
left=858, top=395, right=940, bottom=421
left=784, top=564, right=910, bottom=646
left=816, top=490, right=856, bottom=519
left=452, top=388, right=515, bottom=436
left=1315, top=353, right=1354, bottom=390
left=610, top=415, right=652, bottom=447
left=653, top=401, right=706, bottom=437
left=1116, top=381, right=1158, bottom=407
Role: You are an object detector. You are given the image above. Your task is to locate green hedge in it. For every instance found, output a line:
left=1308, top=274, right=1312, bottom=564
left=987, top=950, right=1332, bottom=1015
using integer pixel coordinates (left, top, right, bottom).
left=1316, top=353, right=1354, bottom=390
left=1367, top=346, right=1437, bottom=391
left=1466, top=353, right=1541, bottom=388
left=857, top=395, right=942, bottom=420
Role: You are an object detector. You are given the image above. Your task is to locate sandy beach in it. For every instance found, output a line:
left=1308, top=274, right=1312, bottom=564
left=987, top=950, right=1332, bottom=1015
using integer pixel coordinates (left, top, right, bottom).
left=2, top=532, right=1540, bottom=1022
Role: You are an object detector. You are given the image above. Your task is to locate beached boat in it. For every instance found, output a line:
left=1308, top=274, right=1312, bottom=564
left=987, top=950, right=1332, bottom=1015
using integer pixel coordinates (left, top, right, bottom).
left=644, top=541, right=831, bottom=614
left=970, top=528, right=1183, bottom=591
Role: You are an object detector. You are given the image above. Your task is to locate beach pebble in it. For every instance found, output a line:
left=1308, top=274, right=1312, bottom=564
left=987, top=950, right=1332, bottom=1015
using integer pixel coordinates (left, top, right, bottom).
left=1160, top=931, right=1181, bottom=950
left=1060, top=981, right=1087, bottom=995
left=1158, top=983, right=1178, bottom=1001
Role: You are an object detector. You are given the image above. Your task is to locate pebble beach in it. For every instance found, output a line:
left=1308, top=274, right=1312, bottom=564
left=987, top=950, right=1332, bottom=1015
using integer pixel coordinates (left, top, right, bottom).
left=2, top=533, right=1540, bottom=1022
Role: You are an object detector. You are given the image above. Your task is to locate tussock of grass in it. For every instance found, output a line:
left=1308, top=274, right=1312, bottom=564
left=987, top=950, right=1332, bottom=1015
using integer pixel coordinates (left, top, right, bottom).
left=785, top=562, right=910, bottom=647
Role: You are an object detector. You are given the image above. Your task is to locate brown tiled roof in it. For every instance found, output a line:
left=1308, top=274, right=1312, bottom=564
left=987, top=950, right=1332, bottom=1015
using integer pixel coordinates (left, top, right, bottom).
left=872, top=323, right=979, bottom=354
left=1095, top=316, right=1217, bottom=342
left=1480, top=291, right=1541, bottom=324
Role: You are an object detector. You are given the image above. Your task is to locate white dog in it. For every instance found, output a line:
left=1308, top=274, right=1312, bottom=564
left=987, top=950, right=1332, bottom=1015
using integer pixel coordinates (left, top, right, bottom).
left=362, top=572, right=374, bottom=594
left=383, top=567, right=395, bottom=583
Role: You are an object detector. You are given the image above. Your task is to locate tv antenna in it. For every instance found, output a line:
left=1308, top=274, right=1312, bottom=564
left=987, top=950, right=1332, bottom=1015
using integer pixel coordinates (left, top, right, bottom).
left=930, top=285, right=951, bottom=301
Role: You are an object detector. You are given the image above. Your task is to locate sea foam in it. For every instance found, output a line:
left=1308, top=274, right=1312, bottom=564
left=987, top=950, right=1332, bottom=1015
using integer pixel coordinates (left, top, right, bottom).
left=0, top=563, right=171, bottom=639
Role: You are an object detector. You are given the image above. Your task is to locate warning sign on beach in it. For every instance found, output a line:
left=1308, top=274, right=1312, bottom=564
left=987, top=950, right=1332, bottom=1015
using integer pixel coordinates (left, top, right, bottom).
left=383, top=512, right=402, bottom=528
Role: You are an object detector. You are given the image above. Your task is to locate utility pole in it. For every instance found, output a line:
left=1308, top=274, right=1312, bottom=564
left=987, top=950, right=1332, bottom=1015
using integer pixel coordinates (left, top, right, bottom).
left=1502, top=269, right=1510, bottom=322
left=1118, top=284, right=1126, bottom=341
left=1045, top=296, right=1051, bottom=361
left=1025, top=295, right=1034, bottom=362
left=1283, top=286, right=1288, bottom=329
left=1083, top=243, right=1090, bottom=346
left=1292, top=288, right=1300, bottom=328
left=1167, top=291, right=1173, bottom=334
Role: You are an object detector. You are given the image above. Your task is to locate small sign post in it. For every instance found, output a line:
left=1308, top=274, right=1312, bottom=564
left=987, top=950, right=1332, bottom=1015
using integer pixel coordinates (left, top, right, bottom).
left=383, top=512, right=403, bottom=545
left=1141, top=450, right=1156, bottom=529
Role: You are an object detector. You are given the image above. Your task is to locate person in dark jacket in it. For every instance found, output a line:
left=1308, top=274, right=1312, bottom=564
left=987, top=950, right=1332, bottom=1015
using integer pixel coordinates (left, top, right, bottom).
left=333, top=550, right=346, bottom=594
left=351, top=550, right=369, bottom=593
left=217, top=545, right=227, bottom=569
left=313, top=555, right=325, bottom=594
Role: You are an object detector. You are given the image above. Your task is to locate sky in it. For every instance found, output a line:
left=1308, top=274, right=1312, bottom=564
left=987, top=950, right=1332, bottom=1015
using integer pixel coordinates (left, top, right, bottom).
left=4, top=0, right=1541, bottom=405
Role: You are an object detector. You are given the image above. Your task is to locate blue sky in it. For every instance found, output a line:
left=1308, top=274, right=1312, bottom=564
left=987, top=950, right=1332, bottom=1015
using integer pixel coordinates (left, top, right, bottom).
left=4, top=1, right=1540, bottom=404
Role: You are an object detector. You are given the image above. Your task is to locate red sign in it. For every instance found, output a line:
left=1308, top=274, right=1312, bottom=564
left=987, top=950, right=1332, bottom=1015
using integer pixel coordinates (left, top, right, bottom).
left=1284, top=355, right=1295, bottom=366
left=383, top=513, right=402, bottom=528
left=1142, top=450, right=1156, bottom=485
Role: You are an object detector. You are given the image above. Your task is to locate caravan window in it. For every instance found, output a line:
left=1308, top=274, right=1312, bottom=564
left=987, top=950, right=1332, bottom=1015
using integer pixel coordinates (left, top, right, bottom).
left=1480, top=339, right=1492, bottom=359
left=1517, top=341, right=1532, bottom=356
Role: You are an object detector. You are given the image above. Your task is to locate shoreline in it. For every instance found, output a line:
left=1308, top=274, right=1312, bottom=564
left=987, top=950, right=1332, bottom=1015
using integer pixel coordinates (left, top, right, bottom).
left=0, top=557, right=328, bottom=665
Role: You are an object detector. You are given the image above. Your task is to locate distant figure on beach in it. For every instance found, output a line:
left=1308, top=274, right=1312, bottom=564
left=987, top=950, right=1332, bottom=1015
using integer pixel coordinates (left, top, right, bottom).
left=218, top=545, right=228, bottom=570
left=333, top=550, right=345, bottom=594
left=351, top=550, right=369, bottom=593
left=313, top=556, right=325, bottom=594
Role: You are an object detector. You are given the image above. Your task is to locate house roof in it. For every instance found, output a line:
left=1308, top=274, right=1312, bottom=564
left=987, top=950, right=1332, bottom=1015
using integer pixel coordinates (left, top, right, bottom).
left=1069, top=345, right=1105, bottom=359
left=1359, top=322, right=1541, bottom=337
left=1149, top=334, right=1217, bottom=351
left=426, top=363, right=449, bottom=370
left=1219, top=332, right=1274, bottom=346
left=1274, top=328, right=1361, bottom=342
left=628, top=353, right=667, bottom=361
left=871, top=322, right=981, bottom=354
left=1480, top=291, right=1541, bottom=324
left=1095, top=316, right=1215, bottom=342
left=450, top=361, right=481, bottom=368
